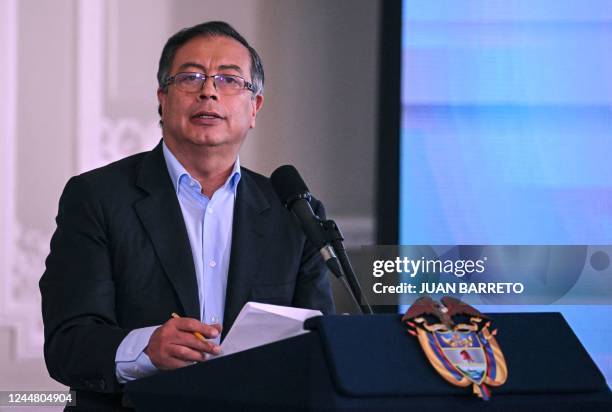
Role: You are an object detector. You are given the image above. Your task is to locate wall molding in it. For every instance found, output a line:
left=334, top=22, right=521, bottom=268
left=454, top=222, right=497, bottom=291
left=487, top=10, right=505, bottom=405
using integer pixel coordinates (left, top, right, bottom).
left=0, top=0, right=45, bottom=360
left=77, top=0, right=159, bottom=172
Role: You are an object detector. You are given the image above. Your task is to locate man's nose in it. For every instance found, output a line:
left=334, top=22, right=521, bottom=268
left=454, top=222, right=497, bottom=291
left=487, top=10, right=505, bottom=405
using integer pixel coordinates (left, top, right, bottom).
left=198, top=76, right=218, bottom=100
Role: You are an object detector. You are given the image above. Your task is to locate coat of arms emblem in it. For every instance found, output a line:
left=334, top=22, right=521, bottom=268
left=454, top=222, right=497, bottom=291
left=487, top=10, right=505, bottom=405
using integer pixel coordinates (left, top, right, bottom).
left=402, top=296, right=508, bottom=399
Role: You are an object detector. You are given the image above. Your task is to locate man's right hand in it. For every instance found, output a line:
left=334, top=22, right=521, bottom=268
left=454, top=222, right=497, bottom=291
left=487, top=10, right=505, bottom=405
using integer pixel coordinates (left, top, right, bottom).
left=144, top=317, right=222, bottom=370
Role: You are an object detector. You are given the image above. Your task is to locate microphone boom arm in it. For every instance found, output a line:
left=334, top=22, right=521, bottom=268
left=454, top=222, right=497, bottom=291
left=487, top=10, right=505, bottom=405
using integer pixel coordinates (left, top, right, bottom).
left=320, top=219, right=374, bottom=315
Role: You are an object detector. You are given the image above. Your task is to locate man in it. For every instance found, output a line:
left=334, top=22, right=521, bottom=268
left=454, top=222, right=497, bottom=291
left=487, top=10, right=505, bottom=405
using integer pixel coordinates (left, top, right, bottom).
left=40, top=21, right=334, bottom=410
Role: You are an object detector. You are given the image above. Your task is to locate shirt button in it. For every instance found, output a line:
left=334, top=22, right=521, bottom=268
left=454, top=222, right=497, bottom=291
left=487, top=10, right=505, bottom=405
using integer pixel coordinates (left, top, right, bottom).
left=209, top=260, right=217, bottom=268
left=207, top=208, right=213, bottom=214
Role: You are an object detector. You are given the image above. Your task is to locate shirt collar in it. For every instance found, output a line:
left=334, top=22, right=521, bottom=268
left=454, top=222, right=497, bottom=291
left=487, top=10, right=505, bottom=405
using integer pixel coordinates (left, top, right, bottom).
left=162, top=141, right=241, bottom=195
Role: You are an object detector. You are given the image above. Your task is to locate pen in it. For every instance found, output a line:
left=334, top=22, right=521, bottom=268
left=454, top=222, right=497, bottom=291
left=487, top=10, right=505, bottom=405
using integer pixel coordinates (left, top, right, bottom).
left=171, top=312, right=207, bottom=342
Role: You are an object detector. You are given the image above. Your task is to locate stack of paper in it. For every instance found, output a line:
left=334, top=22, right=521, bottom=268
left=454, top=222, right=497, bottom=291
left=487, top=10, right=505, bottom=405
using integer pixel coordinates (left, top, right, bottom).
left=217, top=302, right=322, bottom=357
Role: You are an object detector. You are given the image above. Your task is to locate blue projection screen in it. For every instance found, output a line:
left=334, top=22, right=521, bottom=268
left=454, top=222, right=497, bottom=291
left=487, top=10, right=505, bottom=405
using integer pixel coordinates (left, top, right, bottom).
left=399, top=1, right=612, bottom=385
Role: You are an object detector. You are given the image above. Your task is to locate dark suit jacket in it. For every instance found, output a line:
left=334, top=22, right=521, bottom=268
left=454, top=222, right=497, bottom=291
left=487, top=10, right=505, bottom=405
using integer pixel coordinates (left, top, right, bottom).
left=39, top=142, right=334, bottom=409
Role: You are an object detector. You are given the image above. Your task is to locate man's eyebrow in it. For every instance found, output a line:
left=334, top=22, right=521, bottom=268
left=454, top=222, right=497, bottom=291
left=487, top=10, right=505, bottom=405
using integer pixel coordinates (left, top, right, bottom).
left=177, top=62, right=207, bottom=72
left=217, top=64, right=244, bottom=75
left=176, top=62, right=245, bottom=75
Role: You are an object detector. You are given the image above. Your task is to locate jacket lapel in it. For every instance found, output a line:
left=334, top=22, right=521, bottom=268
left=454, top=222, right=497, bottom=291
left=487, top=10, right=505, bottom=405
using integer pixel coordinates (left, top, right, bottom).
left=222, top=170, right=270, bottom=337
left=133, top=143, right=200, bottom=319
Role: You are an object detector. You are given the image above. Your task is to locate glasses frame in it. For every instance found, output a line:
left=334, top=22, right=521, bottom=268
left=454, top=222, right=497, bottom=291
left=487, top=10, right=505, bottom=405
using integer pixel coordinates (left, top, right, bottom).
left=164, top=72, right=257, bottom=94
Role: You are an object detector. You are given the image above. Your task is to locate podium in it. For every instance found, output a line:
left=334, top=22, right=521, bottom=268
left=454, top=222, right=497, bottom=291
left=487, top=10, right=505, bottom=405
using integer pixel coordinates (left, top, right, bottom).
left=125, top=313, right=612, bottom=411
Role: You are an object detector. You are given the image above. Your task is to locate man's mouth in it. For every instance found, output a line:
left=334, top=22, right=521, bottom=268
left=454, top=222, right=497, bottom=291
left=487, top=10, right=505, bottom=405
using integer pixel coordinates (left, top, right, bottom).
left=191, top=111, right=224, bottom=120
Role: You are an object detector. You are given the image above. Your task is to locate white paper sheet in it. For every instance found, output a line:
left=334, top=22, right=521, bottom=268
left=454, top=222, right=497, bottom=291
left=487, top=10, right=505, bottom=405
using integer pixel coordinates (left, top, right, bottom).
left=217, top=302, right=322, bottom=357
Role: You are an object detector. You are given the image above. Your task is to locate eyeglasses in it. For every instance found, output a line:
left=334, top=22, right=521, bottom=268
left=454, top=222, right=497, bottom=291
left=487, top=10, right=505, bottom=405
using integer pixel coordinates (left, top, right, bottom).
left=164, top=72, right=257, bottom=95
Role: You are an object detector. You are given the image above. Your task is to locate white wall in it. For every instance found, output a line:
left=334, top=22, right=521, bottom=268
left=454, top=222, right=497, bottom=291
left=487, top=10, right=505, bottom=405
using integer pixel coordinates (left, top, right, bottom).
left=0, top=0, right=379, bottom=402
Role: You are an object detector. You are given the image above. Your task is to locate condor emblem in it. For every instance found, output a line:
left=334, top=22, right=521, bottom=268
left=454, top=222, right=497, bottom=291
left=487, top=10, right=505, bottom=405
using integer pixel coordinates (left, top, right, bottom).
left=402, top=296, right=507, bottom=400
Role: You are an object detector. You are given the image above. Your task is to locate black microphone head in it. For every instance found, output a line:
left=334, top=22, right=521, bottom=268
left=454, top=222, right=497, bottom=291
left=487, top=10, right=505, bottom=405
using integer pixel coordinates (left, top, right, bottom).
left=270, top=165, right=311, bottom=206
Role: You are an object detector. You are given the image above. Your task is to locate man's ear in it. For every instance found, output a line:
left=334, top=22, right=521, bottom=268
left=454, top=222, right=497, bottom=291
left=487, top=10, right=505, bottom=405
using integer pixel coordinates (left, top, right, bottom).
left=249, top=94, right=264, bottom=129
left=157, top=88, right=167, bottom=117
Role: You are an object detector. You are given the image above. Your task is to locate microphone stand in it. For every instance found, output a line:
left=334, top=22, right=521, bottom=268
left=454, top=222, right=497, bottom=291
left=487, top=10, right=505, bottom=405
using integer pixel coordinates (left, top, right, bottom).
left=320, top=219, right=374, bottom=315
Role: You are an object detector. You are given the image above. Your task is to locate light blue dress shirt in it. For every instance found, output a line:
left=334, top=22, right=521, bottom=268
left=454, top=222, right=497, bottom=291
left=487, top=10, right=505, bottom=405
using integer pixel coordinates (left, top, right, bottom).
left=114, top=141, right=240, bottom=383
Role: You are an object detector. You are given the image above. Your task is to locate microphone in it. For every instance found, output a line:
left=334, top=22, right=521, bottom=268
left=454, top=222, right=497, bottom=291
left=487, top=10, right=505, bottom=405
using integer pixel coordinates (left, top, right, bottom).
left=270, top=165, right=342, bottom=274
left=270, top=165, right=373, bottom=314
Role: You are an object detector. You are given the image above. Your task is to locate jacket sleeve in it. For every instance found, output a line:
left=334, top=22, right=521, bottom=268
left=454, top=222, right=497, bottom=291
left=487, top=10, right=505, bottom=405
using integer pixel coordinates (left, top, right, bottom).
left=39, top=175, right=130, bottom=393
left=292, top=198, right=336, bottom=314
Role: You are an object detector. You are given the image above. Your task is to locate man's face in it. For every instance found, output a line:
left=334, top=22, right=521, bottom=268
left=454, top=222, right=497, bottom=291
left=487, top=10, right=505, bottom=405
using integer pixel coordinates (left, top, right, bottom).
left=158, top=35, right=264, bottom=153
